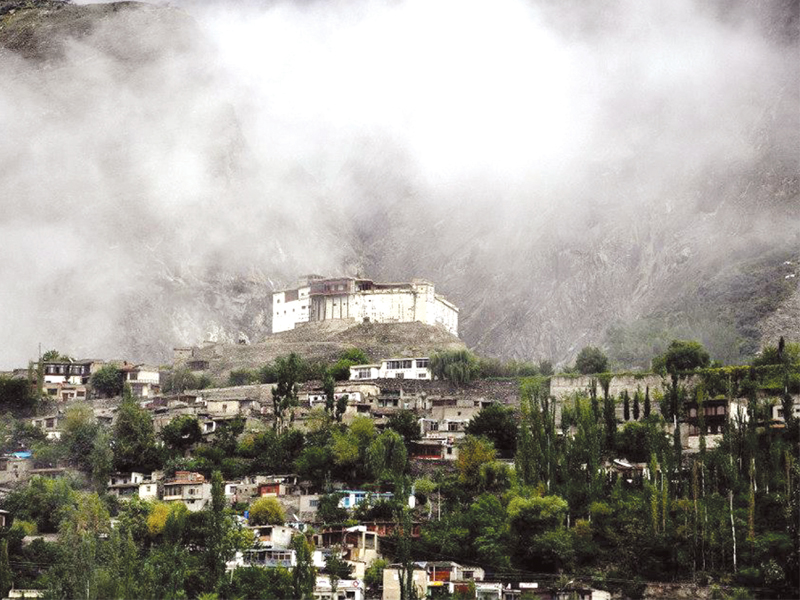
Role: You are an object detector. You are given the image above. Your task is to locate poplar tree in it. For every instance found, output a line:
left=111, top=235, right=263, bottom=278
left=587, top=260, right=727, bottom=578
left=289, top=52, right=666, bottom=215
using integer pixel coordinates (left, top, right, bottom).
left=292, top=534, right=316, bottom=600
left=623, top=390, right=631, bottom=421
left=0, top=539, right=11, bottom=600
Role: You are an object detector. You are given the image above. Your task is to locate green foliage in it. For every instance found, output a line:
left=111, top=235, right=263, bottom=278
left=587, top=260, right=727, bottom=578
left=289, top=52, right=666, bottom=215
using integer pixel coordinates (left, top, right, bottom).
left=366, top=429, right=408, bottom=482
left=652, top=339, right=711, bottom=373
left=456, top=436, right=496, bottom=487
left=162, top=367, right=201, bottom=393
left=387, top=410, right=421, bottom=449
left=430, top=350, right=479, bottom=385
left=316, top=493, right=348, bottom=525
left=2, top=476, right=79, bottom=532
left=291, top=534, right=316, bottom=600
left=272, top=354, right=303, bottom=433
left=0, top=539, right=11, bottom=600
left=113, top=393, right=161, bottom=472
left=0, top=376, right=33, bottom=411
left=752, top=339, right=800, bottom=367
left=364, top=558, right=388, bottom=591
left=575, top=346, right=609, bottom=375
left=228, top=369, right=257, bottom=386
left=90, top=365, right=124, bottom=397
left=249, top=497, right=286, bottom=525
left=160, top=415, right=202, bottom=456
left=216, top=566, right=294, bottom=600
left=42, top=349, right=72, bottom=362
left=465, top=404, right=517, bottom=458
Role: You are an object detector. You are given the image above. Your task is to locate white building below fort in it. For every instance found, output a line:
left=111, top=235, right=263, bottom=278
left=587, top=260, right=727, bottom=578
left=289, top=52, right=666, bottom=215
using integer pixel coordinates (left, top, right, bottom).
left=272, top=276, right=458, bottom=337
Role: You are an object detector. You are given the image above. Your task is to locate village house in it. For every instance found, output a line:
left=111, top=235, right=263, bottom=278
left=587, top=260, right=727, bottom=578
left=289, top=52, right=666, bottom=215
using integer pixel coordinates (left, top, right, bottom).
left=40, top=359, right=102, bottom=386
left=31, top=413, right=66, bottom=440
left=249, top=523, right=296, bottom=548
left=42, top=382, right=88, bottom=402
left=229, top=546, right=326, bottom=571
left=272, top=276, right=458, bottom=337
left=313, top=525, right=380, bottom=578
left=772, top=396, right=800, bottom=422
left=0, top=508, right=8, bottom=528
left=257, top=474, right=300, bottom=497
left=313, top=575, right=365, bottom=600
left=409, top=437, right=459, bottom=461
left=349, top=358, right=432, bottom=381
left=382, top=562, right=486, bottom=600
left=162, top=471, right=212, bottom=511
left=0, top=455, right=32, bottom=485
left=107, top=472, right=147, bottom=501
left=684, top=398, right=748, bottom=452
left=120, top=363, right=161, bottom=398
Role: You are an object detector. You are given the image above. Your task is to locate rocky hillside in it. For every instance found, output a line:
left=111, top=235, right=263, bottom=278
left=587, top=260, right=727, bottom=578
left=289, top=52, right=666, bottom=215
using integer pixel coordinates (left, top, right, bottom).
left=1, top=0, right=797, bottom=369
left=180, top=321, right=466, bottom=380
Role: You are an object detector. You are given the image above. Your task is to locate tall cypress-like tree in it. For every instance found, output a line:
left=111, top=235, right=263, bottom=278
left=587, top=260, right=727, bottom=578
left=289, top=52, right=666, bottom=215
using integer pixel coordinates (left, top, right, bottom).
left=205, top=470, right=228, bottom=589
left=113, top=385, right=160, bottom=472
left=623, top=391, right=631, bottom=422
left=0, top=539, right=12, bottom=600
left=644, top=386, right=651, bottom=418
left=292, top=533, right=316, bottom=600
left=633, top=389, right=641, bottom=421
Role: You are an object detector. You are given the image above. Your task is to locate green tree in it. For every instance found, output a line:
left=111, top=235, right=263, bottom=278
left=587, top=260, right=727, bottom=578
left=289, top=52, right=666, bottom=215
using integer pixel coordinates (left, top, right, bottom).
left=249, top=497, right=286, bottom=525
left=228, top=369, right=256, bottom=386
left=465, top=404, right=517, bottom=458
left=652, top=340, right=710, bottom=373
left=163, top=367, right=199, bottom=394
left=216, top=567, right=293, bottom=600
left=272, top=354, right=302, bottom=433
left=367, top=430, right=408, bottom=482
left=456, top=436, right=496, bottom=487
left=317, top=493, right=348, bottom=525
left=0, top=539, right=11, bottom=600
left=204, top=471, right=228, bottom=590
left=42, top=349, right=73, bottom=362
left=387, top=410, right=422, bottom=449
left=0, top=376, right=33, bottom=410
left=291, top=534, right=316, bottom=600
left=61, top=404, right=102, bottom=475
left=575, top=346, right=609, bottom=375
left=113, top=389, right=161, bottom=472
left=364, top=558, right=388, bottom=595
left=90, top=365, right=123, bottom=398
left=160, top=415, right=203, bottom=456
left=430, top=350, right=479, bottom=385
left=323, top=374, right=336, bottom=416
left=323, top=549, right=353, bottom=598
left=96, top=528, right=140, bottom=599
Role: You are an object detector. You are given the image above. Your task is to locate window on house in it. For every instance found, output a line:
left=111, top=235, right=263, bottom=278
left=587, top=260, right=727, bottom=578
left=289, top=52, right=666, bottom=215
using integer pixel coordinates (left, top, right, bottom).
left=430, top=422, right=438, bottom=431
left=448, top=423, right=459, bottom=431
left=416, top=359, right=429, bottom=368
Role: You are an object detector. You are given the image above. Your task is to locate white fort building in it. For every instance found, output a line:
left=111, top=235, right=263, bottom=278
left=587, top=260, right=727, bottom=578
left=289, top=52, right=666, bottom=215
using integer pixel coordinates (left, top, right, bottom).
left=272, top=275, right=459, bottom=337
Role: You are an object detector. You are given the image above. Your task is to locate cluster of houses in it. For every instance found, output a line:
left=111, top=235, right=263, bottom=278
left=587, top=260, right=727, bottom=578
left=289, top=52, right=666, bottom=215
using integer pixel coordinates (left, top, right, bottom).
left=3, top=343, right=798, bottom=600
left=1, top=357, right=162, bottom=403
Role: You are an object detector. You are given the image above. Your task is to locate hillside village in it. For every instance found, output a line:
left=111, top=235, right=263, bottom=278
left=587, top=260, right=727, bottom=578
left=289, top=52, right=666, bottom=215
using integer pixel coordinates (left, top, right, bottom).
left=0, top=278, right=798, bottom=600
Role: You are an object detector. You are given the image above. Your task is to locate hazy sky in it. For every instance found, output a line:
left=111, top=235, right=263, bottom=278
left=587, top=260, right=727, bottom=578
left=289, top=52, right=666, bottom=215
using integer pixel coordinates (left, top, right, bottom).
left=0, top=0, right=797, bottom=368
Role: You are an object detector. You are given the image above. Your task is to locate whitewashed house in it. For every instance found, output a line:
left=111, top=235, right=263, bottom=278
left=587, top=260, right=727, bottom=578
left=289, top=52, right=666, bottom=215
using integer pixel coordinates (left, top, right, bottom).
left=349, top=358, right=431, bottom=381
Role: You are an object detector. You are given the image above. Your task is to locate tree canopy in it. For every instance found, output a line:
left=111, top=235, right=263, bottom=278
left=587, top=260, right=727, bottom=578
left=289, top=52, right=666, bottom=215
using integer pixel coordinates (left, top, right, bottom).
left=652, top=339, right=711, bottom=373
left=574, top=346, right=609, bottom=375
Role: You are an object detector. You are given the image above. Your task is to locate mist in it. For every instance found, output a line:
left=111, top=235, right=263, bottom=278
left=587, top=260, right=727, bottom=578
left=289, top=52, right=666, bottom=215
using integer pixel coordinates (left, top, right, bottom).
left=0, top=0, right=797, bottom=369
